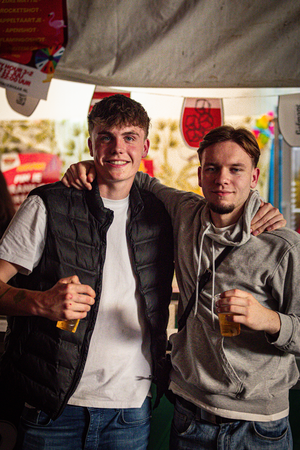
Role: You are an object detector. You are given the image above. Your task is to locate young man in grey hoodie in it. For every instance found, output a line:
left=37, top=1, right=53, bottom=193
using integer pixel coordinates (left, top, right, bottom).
left=63, top=125, right=295, bottom=450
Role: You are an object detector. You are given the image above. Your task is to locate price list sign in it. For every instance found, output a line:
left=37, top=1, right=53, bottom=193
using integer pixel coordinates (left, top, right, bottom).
left=0, top=0, right=67, bottom=102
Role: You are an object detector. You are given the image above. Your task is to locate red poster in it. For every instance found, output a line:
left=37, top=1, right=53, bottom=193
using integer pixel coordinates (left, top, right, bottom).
left=180, top=98, right=223, bottom=149
left=1, top=153, right=62, bottom=208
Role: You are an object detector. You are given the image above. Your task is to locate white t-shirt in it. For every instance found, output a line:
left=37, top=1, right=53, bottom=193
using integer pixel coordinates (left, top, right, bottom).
left=0, top=194, right=152, bottom=409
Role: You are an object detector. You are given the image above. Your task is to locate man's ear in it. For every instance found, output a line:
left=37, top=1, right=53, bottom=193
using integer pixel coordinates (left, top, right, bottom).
left=142, top=139, right=150, bottom=158
left=198, top=166, right=202, bottom=188
left=88, top=137, right=93, bottom=157
left=250, top=167, right=260, bottom=188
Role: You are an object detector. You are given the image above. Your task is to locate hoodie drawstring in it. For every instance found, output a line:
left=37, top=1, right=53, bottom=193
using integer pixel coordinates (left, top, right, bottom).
left=211, top=242, right=216, bottom=329
left=194, top=226, right=210, bottom=318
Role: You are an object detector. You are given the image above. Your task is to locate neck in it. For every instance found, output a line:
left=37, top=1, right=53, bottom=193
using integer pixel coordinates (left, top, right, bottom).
left=210, top=206, right=244, bottom=228
left=97, top=179, right=133, bottom=200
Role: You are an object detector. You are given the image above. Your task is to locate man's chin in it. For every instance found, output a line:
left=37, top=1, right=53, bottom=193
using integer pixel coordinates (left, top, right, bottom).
left=208, top=202, right=235, bottom=215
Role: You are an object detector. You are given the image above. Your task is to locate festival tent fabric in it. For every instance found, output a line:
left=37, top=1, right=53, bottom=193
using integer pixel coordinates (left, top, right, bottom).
left=54, top=0, right=300, bottom=89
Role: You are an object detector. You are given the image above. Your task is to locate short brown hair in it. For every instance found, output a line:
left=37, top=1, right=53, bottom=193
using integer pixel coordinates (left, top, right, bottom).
left=88, top=94, right=150, bottom=138
left=197, top=125, right=260, bottom=168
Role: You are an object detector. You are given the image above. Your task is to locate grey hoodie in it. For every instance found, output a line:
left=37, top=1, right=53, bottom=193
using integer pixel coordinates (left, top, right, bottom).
left=135, top=172, right=300, bottom=421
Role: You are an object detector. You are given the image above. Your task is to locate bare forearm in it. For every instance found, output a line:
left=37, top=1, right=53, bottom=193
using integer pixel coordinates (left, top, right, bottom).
left=0, top=281, right=39, bottom=316
left=0, top=276, right=96, bottom=321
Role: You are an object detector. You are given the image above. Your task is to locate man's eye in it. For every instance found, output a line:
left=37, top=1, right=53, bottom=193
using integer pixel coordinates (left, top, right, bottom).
left=125, top=136, right=134, bottom=142
left=231, top=168, right=241, bottom=173
left=100, top=136, right=110, bottom=142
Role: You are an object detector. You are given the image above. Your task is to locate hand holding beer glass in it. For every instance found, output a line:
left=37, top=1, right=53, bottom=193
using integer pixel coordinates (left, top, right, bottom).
left=214, top=293, right=241, bottom=337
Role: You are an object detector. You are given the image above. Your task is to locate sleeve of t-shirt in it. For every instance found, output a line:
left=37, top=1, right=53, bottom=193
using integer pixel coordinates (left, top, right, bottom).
left=0, top=195, right=47, bottom=275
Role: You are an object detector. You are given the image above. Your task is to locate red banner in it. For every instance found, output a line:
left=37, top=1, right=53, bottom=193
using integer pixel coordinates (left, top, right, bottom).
left=1, top=153, right=62, bottom=209
left=180, top=98, right=223, bottom=149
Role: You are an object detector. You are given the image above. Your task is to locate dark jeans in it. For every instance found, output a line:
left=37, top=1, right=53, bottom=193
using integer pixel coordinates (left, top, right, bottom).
left=17, top=397, right=151, bottom=450
left=170, top=397, right=293, bottom=450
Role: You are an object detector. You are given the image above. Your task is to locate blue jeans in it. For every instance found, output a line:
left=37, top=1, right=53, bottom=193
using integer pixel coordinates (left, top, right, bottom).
left=17, top=397, right=151, bottom=450
left=170, top=398, right=293, bottom=450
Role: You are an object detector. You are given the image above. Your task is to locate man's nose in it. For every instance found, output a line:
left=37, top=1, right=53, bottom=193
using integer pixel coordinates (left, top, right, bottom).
left=111, top=137, right=124, bottom=153
left=215, top=168, right=229, bottom=184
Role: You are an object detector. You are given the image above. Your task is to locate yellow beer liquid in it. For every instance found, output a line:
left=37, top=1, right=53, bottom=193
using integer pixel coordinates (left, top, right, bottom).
left=56, top=319, right=80, bottom=333
left=218, top=313, right=240, bottom=337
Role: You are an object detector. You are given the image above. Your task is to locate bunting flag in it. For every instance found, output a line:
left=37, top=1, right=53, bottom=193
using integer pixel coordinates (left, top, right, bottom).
left=278, top=93, right=300, bottom=147
left=88, top=88, right=131, bottom=113
left=180, top=98, right=223, bottom=149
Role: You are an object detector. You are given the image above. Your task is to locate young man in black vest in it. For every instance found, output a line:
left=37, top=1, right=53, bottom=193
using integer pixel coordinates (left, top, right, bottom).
left=0, top=95, right=174, bottom=449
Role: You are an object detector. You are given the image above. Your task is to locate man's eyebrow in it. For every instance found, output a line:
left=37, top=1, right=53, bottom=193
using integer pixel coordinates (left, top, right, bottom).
left=230, top=163, right=247, bottom=167
left=97, top=130, right=140, bottom=136
left=121, top=130, right=140, bottom=136
left=97, top=131, right=112, bottom=136
left=204, top=162, right=247, bottom=167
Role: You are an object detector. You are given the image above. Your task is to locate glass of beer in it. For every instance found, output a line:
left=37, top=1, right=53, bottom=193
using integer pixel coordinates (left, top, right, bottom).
left=214, top=294, right=241, bottom=337
left=56, top=318, right=80, bottom=333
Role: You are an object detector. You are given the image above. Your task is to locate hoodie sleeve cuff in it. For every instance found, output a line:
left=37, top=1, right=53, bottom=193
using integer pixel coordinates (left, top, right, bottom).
left=265, top=313, right=293, bottom=349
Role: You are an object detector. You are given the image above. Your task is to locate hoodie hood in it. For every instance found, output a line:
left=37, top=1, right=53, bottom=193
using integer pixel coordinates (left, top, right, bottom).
left=200, top=189, right=262, bottom=247
left=195, top=190, right=261, bottom=321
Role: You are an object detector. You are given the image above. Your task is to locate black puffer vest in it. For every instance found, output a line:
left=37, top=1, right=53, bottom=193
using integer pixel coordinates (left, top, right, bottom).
left=1, top=180, right=174, bottom=419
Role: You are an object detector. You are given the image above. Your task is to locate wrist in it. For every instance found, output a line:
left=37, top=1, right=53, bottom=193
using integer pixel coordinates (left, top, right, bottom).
left=265, top=311, right=281, bottom=335
left=29, top=291, right=44, bottom=317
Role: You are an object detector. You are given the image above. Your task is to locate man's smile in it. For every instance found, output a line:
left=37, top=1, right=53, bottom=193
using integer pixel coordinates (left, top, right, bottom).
left=106, top=160, right=129, bottom=166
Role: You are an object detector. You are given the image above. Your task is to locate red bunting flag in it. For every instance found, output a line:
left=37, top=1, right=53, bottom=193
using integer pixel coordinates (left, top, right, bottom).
left=88, top=88, right=131, bottom=113
left=180, top=98, right=223, bottom=149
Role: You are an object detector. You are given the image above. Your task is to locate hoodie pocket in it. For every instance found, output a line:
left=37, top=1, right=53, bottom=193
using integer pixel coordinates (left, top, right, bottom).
left=170, top=312, right=244, bottom=397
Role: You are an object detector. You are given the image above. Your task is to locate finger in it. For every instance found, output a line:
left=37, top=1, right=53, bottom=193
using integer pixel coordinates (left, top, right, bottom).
left=219, top=289, right=244, bottom=298
left=62, top=168, right=79, bottom=186
left=68, top=283, right=96, bottom=298
left=76, top=284, right=96, bottom=299
left=72, top=180, right=86, bottom=190
left=61, top=173, right=71, bottom=187
left=85, top=173, right=94, bottom=190
left=66, top=296, right=94, bottom=311
left=59, top=275, right=81, bottom=285
left=56, top=281, right=95, bottom=303
left=76, top=163, right=95, bottom=190
left=250, top=202, right=286, bottom=235
left=251, top=203, right=278, bottom=226
left=60, top=302, right=90, bottom=320
left=74, top=290, right=96, bottom=303
left=65, top=169, right=86, bottom=191
left=252, top=216, right=286, bottom=236
left=78, top=173, right=93, bottom=190
left=65, top=169, right=91, bottom=191
left=265, top=218, right=286, bottom=232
